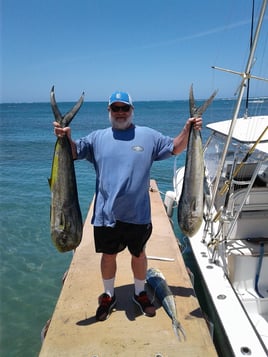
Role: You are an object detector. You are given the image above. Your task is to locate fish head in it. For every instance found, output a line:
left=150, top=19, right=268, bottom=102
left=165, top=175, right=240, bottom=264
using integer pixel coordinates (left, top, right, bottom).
left=52, top=229, right=81, bottom=252
left=179, top=209, right=202, bottom=237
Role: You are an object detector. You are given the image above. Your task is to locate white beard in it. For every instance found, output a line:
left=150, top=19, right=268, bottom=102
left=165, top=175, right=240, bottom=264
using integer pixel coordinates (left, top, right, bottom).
left=109, top=112, right=133, bottom=130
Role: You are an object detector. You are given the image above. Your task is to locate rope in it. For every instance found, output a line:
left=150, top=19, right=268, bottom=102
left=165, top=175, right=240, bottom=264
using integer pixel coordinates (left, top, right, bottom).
left=255, top=242, right=265, bottom=298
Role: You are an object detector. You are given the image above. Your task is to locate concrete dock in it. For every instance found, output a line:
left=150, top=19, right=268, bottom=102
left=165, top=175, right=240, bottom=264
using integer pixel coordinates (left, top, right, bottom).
left=39, top=180, right=217, bottom=357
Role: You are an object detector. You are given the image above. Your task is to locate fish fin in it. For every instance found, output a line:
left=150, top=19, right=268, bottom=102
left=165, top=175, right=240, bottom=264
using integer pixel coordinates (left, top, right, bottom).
left=61, top=212, right=68, bottom=230
left=50, top=86, right=84, bottom=127
left=50, top=86, right=63, bottom=124
left=189, top=84, right=218, bottom=117
left=62, top=92, right=85, bottom=127
left=190, top=198, right=197, bottom=212
left=189, top=84, right=197, bottom=118
left=172, top=318, right=186, bottom=342
left=197, top=89, right=218, bottom=116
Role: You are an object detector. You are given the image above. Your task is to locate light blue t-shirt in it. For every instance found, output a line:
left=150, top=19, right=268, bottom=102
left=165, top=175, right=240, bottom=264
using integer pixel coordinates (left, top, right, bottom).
left=75, top=125, right=174, bottom=227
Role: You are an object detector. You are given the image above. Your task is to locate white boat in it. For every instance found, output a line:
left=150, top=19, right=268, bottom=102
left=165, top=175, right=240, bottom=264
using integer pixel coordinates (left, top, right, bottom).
left=165, top=1, right=268, bottom=356
left=249, top=99, right=265, bottom=103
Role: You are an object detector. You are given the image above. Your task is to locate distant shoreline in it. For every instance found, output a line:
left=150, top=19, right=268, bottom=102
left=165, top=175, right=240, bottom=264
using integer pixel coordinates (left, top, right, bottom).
left=1, top=97, right=268, bottom=105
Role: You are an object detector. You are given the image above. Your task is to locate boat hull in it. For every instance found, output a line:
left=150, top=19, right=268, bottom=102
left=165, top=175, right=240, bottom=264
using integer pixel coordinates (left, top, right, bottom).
left=171, top=116, right=268, bottom=357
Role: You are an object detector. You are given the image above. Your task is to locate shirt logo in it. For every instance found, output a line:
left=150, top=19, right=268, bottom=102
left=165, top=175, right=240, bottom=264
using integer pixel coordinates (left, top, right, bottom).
left=132, top=145, right=144, bottom=152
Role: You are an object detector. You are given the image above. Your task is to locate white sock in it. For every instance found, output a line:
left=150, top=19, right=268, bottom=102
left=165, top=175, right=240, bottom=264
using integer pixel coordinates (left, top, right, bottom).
left=134, top=278, right=145, bottom=296
left=103, top=278, right=115, bottom=297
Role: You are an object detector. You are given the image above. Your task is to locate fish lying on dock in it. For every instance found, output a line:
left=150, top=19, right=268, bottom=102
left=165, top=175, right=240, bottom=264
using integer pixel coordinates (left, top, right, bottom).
left=146, top=267, right=186, bottom=341
left=178, top=85, right=217, bottom=237
left=48, top=86, right=84, bottom=252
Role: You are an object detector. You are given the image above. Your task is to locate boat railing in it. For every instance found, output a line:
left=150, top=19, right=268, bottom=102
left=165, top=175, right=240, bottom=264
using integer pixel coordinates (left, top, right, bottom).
left=222, top=161, right=263, bottom=239
left=225, top=162, right=258, bottom=181
left=225, top=187, right=268, bottom=243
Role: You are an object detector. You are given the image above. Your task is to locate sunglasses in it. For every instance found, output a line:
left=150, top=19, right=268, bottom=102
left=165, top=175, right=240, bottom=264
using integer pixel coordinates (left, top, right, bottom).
left=110, top=104, right=131, bottom=112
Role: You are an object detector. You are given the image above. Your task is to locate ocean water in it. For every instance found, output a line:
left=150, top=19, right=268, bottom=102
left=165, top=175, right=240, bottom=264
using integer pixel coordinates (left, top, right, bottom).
left=0, top=98, right=267, bottom=357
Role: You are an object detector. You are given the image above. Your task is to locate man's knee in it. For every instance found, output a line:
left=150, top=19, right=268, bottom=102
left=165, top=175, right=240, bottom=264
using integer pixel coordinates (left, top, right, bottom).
left=102, top=253, right=117, bottom=261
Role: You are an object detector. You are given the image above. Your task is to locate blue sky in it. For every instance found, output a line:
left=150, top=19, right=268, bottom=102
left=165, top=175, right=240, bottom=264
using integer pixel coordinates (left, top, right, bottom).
left=1, top=0, right=267, bottom=102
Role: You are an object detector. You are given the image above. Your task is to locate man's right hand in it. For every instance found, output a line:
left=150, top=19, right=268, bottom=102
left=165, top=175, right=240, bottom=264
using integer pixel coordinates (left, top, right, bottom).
left=53, top=122, right=71, bottom=139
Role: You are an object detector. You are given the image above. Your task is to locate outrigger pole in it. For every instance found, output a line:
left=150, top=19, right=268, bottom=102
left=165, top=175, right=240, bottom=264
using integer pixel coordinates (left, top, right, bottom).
left=209, top=0, right=267, bottom=213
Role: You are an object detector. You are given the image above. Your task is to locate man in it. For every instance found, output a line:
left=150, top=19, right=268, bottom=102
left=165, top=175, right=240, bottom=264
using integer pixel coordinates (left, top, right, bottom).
left=54, top=91, right=202, bottom=321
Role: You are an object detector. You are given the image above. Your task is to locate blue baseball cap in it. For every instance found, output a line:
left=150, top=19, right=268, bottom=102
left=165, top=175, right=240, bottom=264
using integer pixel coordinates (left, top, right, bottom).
left=108, top=91, right=133, bottom=106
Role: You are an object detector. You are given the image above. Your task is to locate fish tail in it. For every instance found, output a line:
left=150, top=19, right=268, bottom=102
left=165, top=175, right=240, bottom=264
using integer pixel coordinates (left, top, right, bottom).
left=172, top=318, right=186, bottom=342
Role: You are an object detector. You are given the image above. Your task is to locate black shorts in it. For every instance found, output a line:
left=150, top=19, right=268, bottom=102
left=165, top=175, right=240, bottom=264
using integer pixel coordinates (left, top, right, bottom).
left=94, top=221, right=152, bottom=257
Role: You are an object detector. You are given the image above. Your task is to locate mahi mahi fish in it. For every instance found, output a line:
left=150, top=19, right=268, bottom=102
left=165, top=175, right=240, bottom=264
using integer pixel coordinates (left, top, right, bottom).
left=178, top=85, right=217, bottom=237
left=48, top=86, right=84, bottom=252
left=146, top=267, right=186, bottom=341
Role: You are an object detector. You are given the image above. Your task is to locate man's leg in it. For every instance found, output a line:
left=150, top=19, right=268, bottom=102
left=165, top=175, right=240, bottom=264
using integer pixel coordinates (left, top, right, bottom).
left=101, top=253, right=117, bottom=279
left=131, top=250, right=147, bottom=280
left=96, top=253, right=117, bottom=321
left=101, top=253, right=117, bottom=297
left=131, top=250, right=156, bottom=317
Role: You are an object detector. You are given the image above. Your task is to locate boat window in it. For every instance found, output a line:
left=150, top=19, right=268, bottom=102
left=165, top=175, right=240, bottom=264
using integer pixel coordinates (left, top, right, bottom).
left=204, top=133, right=226, bottom=185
